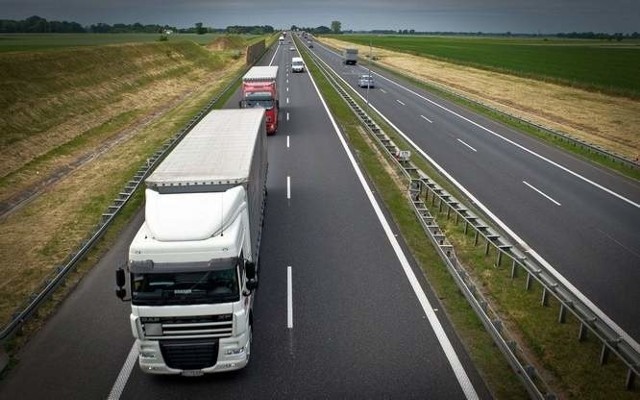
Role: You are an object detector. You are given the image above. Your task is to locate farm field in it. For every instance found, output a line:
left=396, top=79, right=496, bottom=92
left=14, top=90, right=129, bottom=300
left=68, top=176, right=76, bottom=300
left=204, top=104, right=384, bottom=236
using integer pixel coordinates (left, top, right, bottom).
left=0, top=33, right=228, bottom=52
left=331, top=35, right=640, bottom=98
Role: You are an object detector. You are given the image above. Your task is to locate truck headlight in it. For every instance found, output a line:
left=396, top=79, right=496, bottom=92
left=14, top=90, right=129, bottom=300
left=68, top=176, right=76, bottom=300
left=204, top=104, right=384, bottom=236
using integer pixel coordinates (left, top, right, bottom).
left=225, top=346, right=245, bottom=355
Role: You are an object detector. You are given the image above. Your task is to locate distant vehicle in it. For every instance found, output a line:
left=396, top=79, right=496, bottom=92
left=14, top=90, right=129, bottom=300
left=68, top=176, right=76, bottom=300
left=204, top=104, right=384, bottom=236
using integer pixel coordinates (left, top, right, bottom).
left=307, top=41, right=313, bottom=48
left=358, top=74, right=374, bottom=88
left=289, top=46, right=295, bottom=51
left=343, top=48, right=358, bottom=65
left=278, top=36, right=284, bottom=44
left=291, top=57, right=304, bottom=73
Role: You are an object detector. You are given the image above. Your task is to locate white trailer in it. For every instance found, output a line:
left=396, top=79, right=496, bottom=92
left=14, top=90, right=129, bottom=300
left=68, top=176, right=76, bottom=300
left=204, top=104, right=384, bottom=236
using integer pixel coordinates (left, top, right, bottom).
left=116, top=108, right=268, bottom=376
left=343, top=48, right=358, bottom=65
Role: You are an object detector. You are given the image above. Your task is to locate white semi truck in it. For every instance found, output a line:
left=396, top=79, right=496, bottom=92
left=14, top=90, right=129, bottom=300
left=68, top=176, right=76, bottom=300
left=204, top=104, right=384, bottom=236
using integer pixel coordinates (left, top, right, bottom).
left=116, top=108, right=268, bottom=376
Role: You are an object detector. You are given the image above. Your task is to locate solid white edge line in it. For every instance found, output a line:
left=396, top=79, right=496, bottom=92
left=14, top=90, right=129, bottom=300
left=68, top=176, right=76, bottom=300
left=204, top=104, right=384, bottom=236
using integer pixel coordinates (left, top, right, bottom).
left=523, top=181, right=561, bottom=206
left=306, top=53, right=479, bottom=400
left=420, top=114, right=433, bottom=123
left=268, top=45, right=278, bottom=66
left=372, top=68, right=640, bottom=210
left=287, top=176, right=291, bottom=199
left=108, top=343, right=138, bottom=400
left=287, top=266, right=293, bottom=328
left=457, top=138, right=477, bottom=152
left=310, top=51, right=640, bottom=352
left=316, top=38, right=640, bottom=351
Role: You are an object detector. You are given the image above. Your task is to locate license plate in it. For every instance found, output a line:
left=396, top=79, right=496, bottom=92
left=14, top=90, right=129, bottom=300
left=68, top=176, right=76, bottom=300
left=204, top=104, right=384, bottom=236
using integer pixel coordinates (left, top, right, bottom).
left=181, top=370, right=204, bottom=377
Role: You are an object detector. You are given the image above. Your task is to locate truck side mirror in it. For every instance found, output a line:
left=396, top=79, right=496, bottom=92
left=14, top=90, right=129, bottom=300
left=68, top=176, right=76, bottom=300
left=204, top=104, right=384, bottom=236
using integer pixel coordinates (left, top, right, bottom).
left=246, top=279, right=258, bottom=291
left=115, top=268, right=129, bottom=301
left=245, top=261, right=256, bottom=280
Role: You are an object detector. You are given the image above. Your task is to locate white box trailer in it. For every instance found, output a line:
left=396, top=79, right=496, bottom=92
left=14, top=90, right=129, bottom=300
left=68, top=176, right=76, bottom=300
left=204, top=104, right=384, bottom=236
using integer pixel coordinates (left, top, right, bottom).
left=116, top=108, right=268, bottom=375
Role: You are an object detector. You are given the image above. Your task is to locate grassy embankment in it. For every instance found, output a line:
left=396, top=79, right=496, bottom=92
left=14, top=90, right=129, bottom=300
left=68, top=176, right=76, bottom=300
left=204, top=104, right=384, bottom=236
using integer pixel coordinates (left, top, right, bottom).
left=300, top=37, right=639, bottom=399
left=321, top=35, right=640, bottom=173
left=0, top=35, right=252, bottom=335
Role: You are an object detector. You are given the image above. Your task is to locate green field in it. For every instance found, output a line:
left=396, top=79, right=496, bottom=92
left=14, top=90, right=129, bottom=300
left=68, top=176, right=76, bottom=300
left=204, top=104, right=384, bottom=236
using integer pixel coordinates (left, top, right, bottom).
left=331, top=35, right=640, bottom=98
left=0, top=33, right=226, bottom=52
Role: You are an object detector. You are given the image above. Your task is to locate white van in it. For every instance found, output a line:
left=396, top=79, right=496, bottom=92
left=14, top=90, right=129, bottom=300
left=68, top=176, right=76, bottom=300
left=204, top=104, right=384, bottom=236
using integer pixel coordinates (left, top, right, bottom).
left=291, top=57, right=304, bottom=73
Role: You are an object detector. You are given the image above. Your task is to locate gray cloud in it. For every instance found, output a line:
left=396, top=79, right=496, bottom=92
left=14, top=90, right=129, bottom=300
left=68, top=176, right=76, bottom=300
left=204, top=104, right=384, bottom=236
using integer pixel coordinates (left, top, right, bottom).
left=1, top=0, right=638, bottom=33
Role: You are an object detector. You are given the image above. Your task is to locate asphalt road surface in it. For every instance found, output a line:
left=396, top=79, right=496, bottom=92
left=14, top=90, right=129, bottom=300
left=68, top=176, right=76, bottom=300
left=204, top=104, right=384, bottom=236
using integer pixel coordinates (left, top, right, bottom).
left=306, top=38, right=640, bottom=345
left=0, top=40, right=490, bottom=399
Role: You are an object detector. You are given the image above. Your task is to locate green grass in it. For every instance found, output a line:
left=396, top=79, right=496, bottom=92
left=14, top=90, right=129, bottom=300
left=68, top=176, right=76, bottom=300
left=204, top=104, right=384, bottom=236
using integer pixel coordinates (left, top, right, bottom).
left=0, top=33, right=230, bottom=52
left=0, top=40, right=227, bottom=147
left=358, top=59, right=640, bottom=180
left=329, top=35, right=640, bottom=98
left=299, top=37, right=640, bottom=398
left=298, top=37, right=529, bottom=399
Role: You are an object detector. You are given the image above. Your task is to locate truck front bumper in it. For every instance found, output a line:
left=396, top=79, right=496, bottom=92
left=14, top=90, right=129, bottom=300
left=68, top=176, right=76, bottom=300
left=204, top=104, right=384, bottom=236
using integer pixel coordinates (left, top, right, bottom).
left=136, top=332, right=250, bottom=375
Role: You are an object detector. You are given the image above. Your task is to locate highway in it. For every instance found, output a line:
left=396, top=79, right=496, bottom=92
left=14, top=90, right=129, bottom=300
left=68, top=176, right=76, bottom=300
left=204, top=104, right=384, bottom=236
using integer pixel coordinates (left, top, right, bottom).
left=305, top=38, right=640, bottom=343
left=0, top=40, right=490, bottom=398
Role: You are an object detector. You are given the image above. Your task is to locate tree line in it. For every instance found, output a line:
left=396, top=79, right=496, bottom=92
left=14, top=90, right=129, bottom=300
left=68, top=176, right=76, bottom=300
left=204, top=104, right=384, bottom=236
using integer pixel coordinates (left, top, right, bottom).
left=0, top=16, right=274, bottom=35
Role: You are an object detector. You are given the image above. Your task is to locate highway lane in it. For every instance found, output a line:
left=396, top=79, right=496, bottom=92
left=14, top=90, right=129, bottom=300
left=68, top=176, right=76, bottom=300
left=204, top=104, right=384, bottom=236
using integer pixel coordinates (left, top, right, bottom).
left=0, top=40, right=490, bottom=398
left=308, top=39, right=640, bottom=343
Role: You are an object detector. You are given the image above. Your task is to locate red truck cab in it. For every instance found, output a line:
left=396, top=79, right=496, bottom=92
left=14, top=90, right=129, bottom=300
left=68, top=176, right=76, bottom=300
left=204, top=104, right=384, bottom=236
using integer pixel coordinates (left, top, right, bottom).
left=240, top=66, right=279, bottom=135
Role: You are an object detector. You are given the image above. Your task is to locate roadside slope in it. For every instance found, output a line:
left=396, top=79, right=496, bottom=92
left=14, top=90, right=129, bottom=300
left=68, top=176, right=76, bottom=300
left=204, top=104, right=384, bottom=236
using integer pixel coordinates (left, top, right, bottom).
left=0, top=38, right=247, bottom=326
left=319, top=37, right=640, bottom=161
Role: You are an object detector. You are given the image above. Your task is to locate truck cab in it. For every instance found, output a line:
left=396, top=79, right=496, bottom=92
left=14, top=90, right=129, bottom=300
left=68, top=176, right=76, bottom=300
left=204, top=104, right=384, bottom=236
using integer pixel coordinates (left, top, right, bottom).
left=240, top=66, right=279, bottom=135
left=115, top=109, right=268, bottom=376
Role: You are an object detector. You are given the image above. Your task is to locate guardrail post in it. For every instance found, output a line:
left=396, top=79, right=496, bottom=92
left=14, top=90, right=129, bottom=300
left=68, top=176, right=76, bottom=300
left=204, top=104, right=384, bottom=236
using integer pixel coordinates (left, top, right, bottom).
left=510, top=260, right=518, bottom=279
left=474, top=230, right=480, bottom=246
left=626, top=369, right=636, bottom=390
left=541, top=287, right=549, bottom=307
left=558, top=303, right=567, bottom=323
left=525, top=271, right=533, bottom=291
left=600, top=343, right=610, bottom=365
left=578, top=322, right=588, bottom=342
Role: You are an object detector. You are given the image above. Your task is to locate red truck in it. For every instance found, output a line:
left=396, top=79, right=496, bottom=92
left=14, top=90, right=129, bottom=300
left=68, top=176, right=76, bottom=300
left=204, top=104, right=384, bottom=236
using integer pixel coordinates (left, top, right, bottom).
left=240, top=66, right=279, bottom=135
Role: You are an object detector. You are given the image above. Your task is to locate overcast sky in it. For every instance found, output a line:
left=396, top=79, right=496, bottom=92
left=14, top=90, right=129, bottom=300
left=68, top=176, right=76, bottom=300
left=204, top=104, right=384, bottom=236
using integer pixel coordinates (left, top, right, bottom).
left=2, top=0, right=639, bottom=34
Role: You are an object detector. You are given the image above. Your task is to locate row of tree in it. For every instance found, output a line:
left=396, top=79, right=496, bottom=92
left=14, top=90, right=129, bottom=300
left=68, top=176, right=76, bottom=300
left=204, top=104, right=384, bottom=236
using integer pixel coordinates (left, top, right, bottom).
left=0, top=16, right=84, bottom=33
left=0, top=16, right=273, bottom=35
left=3, top=16, right=639, bottom=40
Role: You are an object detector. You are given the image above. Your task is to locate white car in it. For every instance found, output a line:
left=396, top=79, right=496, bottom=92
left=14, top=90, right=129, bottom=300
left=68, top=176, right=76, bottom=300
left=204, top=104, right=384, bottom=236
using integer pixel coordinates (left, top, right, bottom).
left=291, top=57, right=305, bottom=73
left=358, top=74, right=374, bottom=88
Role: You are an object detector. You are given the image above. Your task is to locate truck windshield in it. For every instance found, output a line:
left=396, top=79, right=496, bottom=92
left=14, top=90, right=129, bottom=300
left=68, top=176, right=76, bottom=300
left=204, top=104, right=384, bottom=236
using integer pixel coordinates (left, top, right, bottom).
left=131, top=267, right=240, bottom=305
left=245, top=99, right=274, bottom=109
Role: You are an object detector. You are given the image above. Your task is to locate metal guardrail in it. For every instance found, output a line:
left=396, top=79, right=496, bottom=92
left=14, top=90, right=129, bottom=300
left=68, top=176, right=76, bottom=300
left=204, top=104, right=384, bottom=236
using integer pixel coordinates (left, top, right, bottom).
left=0, top=58, right=257, bottom=347
left=396, top=70, right=640, bottom=172
left=302, top=39, right=639, bottom=396
left=320, top=40, right=640, bottom=173
left=0, top=39, right=279, bottom=351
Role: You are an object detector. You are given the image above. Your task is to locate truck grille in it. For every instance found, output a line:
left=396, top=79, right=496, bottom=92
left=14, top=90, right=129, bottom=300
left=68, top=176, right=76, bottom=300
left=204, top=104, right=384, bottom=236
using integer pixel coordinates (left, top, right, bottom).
left=160, top=339, right=219, bottom=370
left=141, top=314, right=233, bottom=340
